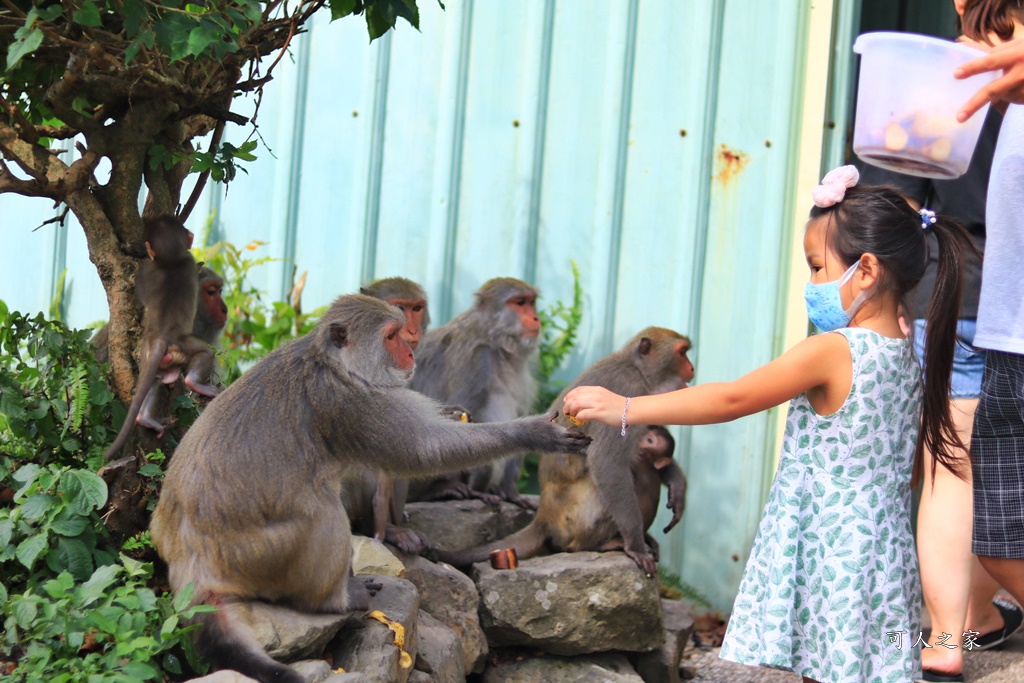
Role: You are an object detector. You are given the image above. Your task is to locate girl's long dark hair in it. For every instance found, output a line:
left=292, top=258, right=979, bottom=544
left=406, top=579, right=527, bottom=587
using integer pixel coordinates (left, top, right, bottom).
left=809, top=185, right=977, bottom=479
left=961, top=0, right=1024, bottom=44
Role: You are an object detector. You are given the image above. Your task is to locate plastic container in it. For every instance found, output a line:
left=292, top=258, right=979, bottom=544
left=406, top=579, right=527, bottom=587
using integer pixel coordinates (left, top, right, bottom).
left=852, top=32, right=999, bottom=179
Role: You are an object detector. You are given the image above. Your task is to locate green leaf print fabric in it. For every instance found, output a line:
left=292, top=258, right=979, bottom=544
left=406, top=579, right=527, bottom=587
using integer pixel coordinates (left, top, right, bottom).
left=719, top=328, right=923, bottom=683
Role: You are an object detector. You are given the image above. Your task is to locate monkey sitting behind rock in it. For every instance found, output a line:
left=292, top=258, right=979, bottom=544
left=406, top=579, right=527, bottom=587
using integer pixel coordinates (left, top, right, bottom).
left=408, top=277, right=544, bottom=509
left=149, top=294, right=590, bottom=683
left=435, top=328, right=694, bottom=577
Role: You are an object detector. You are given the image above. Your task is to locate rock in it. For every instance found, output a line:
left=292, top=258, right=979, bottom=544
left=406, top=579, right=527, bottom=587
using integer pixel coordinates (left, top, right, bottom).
left=329, top=576, right=421, bottom=683
left=482, top=651, right=644, bottom=682
left=407, top=672, right=432, bottom=683
left=237, top=602, right=349, bottom=662
left=290, top=659, right=334, bottom=682
left=324, top=674, right=373, bottom=683
left=631, top=599, right=695, bottom=683
left=414, top=610, right=466, bottom=683
left=402, top=554, right=488, bottom=673
left=403, top=500, right=534, bottom=552
left=352, top=536, right=407, bottom=577
left=475, top=552, right=665, bottom=656
left=183, top=672, right=258, bottom=683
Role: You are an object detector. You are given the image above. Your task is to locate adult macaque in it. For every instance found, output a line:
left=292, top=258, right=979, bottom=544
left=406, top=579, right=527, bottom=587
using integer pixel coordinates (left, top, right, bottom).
left=149, top=294, right=589, bottom=683
left=192, top=266, right=229, bottom=347
left=103, top=217, right=220, bottom=461
left=409, top=277, right=542, bottom=508
left=91, top=264, right=228, bottom=362
left=347, top=276, right=435, bottom=553
left=436, top=328, right=694, bottom=577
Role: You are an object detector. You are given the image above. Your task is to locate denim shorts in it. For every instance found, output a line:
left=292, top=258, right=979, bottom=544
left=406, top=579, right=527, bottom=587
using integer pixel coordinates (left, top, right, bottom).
left=912, top=318, right=986, bottom=399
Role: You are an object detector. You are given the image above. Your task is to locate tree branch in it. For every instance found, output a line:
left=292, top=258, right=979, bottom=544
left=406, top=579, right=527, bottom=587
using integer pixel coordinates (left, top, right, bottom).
left=0, top=119, right=68, bottom=198
left=0, top=92, right=40, bottom=145
left=178, top=118, right=224, bottom=222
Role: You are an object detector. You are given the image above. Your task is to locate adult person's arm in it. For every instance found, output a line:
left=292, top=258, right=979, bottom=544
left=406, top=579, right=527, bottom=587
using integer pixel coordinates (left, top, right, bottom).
left=956, top=36, right=1024, bottom=121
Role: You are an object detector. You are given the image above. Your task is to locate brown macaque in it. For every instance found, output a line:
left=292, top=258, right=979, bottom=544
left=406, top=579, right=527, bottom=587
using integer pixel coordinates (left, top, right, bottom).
left=90, top=265, right=228, bottom=362
left=409, top=277, right=542, bottom=509
left=149, top=294, right=589, bottom=683
left=435, top=328, right=694, bottom=577
left=345, top=276, right=435, bottom=554
left=192, top=266, right=229, bottom=347
left=103, top=216, right=220, bottom=462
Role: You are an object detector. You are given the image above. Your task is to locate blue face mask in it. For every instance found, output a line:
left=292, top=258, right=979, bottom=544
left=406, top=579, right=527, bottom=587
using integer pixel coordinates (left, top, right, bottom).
left=804, top=261, right=871, bottom=331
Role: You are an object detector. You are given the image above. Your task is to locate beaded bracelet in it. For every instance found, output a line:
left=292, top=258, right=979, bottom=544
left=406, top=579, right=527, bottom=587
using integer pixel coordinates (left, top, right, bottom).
left=620, top=396, right=631, bottom=437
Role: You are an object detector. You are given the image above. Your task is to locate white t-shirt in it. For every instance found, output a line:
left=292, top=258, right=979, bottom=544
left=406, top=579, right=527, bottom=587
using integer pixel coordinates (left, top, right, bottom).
left=976, top=103, right=1024, bottom=354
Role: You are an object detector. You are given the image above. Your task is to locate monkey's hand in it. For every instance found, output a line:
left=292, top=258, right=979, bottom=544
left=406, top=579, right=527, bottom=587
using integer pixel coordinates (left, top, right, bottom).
left=501, top=490, right=539, bottom=511
left=664, top=482, right=686, bottom=534
left=529, top=412, right=592, bottom=454
left=624, top=545, right=658, bottom=578
left=643, top=533, right=661, bottom=562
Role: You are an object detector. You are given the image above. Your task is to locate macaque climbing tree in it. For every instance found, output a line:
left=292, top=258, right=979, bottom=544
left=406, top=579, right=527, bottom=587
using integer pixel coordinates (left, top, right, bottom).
left=0, top=0, right=426, bottom=404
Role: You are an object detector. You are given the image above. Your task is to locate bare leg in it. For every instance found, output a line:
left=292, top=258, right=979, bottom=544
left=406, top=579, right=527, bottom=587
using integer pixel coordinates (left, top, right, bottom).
left=977, top=557, right=1024, bottom=607
left=917, top=399, right=989, bottom=674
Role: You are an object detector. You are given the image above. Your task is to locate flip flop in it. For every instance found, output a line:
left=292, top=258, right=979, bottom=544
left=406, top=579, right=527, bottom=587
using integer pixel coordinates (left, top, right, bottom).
left=916, top=671, right=964, bottom=683
left=972, top=597, right=1024, bottom=651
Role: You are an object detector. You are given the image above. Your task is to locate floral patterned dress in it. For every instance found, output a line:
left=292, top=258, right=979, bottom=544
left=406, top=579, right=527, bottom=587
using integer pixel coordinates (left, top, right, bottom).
left=720, top=328, right=923, bottom=683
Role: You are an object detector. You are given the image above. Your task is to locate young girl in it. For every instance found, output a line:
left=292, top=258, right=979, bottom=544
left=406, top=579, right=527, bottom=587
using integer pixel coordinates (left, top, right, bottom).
left=563, top=166, right=974, bottom=683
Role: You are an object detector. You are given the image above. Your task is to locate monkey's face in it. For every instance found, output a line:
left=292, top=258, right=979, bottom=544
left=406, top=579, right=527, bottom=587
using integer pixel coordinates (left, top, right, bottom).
left=640, top=427, right=675, bottom=469
left=382, top=320, right=416, bottom=384
left=200, top=279, right=228, bottom=329
left=506, top=293, right=540, bottom=338
left=675, top=340, right=695, bottom=385
left=388, top=297, right=428, bottom=350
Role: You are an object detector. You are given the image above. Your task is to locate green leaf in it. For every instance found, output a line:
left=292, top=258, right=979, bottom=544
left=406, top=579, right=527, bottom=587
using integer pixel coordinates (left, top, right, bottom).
left=21, top=493, right=57, bottom=521
left=187, top=22, right=221, bottom=58
left=16, top=532, right=48, bottom=568
left=60, top=469, right=108, bottom=513
left=6, top=27, right=44, bottom=72
left=73, top=1, right=104, bottom=27
left=13, top=597, right=38, bottom=627
left=365, top=1, right=397, bottom=40
left=393, top=0, right=420, bottom=29
left=329, top=0, right=361, bottom=20
left=57, top=536, right=94, bottom=580
left=137, top=463, right=162, bottom=477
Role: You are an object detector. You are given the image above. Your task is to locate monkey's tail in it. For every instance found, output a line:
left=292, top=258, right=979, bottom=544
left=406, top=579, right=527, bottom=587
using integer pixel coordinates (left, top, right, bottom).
left=195, top=601, right=305, bottom=683
left=434, top=521, right=549, bottom=568
left=103, top=339, right=166, bottom=462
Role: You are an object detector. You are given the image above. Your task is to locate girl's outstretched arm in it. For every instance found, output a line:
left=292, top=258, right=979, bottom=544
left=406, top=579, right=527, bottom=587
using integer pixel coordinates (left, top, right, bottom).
left=563, top=331, right=852, bottom=428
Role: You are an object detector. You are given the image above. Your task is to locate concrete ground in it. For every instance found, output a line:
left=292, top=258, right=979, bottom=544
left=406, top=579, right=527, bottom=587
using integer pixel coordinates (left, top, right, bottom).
left=682, top=606, right=1024, bottom=683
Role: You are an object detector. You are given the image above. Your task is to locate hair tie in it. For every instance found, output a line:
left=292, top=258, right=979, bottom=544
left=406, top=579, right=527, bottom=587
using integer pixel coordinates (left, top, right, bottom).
left=812, top=165, right=860, bottom=208
left=920, top=208, right=937, bottom=230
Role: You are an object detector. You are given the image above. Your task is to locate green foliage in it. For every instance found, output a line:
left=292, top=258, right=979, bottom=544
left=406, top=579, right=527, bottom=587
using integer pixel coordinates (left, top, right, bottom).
left=2, top=561, right=213, bottom=681
left=534, top=260, right=584, bottom=412
left=658, top=566, right=713, bottom=610
left=0, top=306, right=117, bottom=470
left=0, top=304, right=210, bottom=679
left=193, top=239, right=325, bottom=385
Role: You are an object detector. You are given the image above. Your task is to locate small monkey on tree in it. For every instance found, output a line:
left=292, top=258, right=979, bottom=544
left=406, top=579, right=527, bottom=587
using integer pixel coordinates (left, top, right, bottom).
left=91, top=264, right=229, bottom=362
left=409, top=277, right=543, bottom=508
left=436, top=328, right=693, bottom=577
left=103, top=216, right=220, bottom=461
left=149, top=294, right=589, bottom=683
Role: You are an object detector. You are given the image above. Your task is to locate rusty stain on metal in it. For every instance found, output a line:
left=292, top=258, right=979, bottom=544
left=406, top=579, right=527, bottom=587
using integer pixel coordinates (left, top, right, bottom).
left=715, top=144, right=750, bottom=185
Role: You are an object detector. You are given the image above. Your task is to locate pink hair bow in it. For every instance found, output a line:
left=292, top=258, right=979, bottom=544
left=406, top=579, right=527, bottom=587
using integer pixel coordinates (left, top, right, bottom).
left=811, top=165, right=860, bottom=208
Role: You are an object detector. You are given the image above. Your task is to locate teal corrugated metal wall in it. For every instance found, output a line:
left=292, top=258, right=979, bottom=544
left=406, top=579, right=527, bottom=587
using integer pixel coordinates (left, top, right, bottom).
left=0, top=0, right=823, bottom=612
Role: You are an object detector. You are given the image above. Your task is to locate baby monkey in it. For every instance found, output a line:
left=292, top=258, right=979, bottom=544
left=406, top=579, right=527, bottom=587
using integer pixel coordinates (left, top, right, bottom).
left=104, top=216, right=219, bottom=461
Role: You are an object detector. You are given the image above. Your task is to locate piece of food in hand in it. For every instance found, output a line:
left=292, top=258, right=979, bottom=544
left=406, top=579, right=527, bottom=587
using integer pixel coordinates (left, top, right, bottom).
left=566, top=414, right=587, bottom=427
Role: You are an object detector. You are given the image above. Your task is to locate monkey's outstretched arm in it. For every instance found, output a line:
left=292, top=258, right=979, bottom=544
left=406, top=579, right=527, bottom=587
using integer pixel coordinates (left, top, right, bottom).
left=103, top=338, right=168, bottom=461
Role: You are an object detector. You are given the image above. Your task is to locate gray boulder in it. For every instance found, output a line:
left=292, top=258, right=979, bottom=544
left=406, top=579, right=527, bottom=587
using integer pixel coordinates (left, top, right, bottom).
left=413, top=610, right=467, bottom=683
left=483, top=652, right=644, bottom=682
left=238, top=602, right=349, bottom=661
left=329, top=576, right=421, bottom=683
left=403, top=500, right=534, bottom=552
left=402, top=553, right=488, bottom=673
left=631, top=599, right=695, bottom=683
left=351, top=536, right=407, bottom=577
left=474, top=552, right=665, bottom=656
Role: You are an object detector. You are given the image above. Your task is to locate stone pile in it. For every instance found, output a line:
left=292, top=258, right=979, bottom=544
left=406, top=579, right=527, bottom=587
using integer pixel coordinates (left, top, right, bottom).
left=183, top=501, right=694, bottom=683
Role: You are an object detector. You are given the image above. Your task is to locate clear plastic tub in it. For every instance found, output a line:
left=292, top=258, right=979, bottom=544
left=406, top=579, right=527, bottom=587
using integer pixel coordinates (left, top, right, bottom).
left=852, top=32, right=999, bottom=179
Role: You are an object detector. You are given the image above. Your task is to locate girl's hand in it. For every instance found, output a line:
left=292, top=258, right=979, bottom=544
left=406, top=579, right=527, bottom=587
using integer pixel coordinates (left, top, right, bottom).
left=562, top=386, right=627, bottom=428
left=956, top=36, right=1024, bottom=121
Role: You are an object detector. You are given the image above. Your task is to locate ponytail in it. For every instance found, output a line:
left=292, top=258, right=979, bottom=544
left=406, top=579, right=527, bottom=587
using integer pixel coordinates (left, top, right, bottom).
left=961, top=0, right=1024, bottom=44
left=918, top=215, right=979, bottom=479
